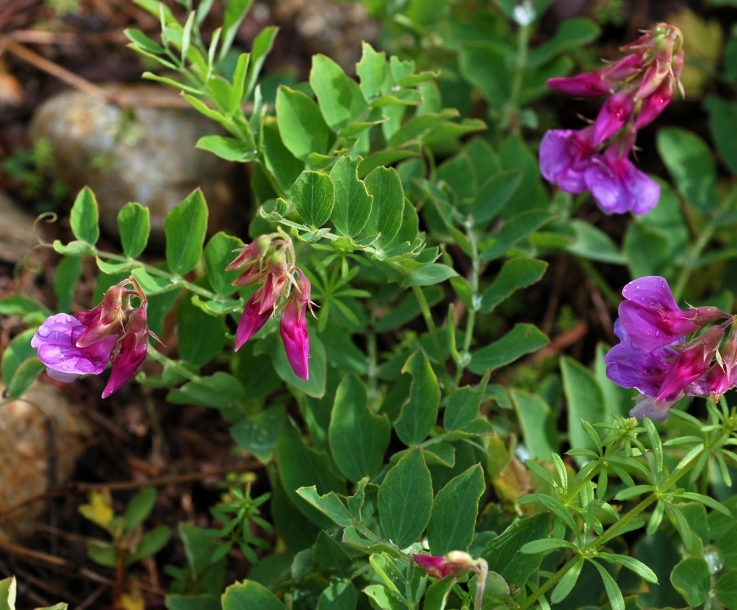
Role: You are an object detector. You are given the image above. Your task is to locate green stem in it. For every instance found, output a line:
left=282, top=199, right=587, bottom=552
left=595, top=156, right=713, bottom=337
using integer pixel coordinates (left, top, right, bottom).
left=146, top=345, right=202, bottom=382
left=454, top=222, right=481, bottom=385
left=574, top=256, right=620, bottom=310
left=672, top=221, right=717, bottom=302
left=506, top=23, right=530, bottom=134
left=519, top=429, right=729, bottom=610
left=413, top=285, right=444, bottom=366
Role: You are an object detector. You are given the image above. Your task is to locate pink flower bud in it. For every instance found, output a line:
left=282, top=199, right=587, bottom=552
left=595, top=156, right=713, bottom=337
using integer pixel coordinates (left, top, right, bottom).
left=234, top=290, right=272, bottom=351
left=547, top=72, right=612, bottom=97
left=280, top=294, right=310, bottom=380
left=226, top=235, right=272, bottom=271
left=592, top=90, right=636, bottom=144
left=75, top=282, right=127, bottom=348
left=102, top=307, right=149, bottom=398
left=634, top=76, right=675, bottom=130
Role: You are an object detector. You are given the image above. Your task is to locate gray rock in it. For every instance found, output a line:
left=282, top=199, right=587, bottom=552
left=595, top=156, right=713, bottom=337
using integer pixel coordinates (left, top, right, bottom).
left=29, top=85, right=238, bottom=246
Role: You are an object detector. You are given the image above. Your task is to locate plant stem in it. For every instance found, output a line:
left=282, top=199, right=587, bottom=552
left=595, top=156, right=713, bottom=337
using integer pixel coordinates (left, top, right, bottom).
left=146, top=345, right=202, bottom=383
left=413, top=286, right=444, bottom=366
left=672, top=220, right=717, bottom=302
left=454, top=222, right=481, bottom=385
left=506, top=22, right=530, bottom=134
left=573, top=256, right=621, bottom=310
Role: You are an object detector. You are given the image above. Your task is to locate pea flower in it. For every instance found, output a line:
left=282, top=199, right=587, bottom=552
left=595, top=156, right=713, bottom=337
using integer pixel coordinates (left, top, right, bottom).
left=541, top=23, right=684, bottom=215
left=605, top=275, right=735, bottom=420
left=32, top=278, right=151, bottom=397
left=414, top=552, right=488, bottom=608
left=229, top=235, right=316, bottom=380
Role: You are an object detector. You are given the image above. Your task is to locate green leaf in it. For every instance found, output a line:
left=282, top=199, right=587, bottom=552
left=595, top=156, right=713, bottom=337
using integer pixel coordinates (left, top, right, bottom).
left=262, top=118, right=304, bottom=195
left=471, top=170, right=523, bottom=225
left=196, top=135, right=257, bottom=162
left=204, top=232, right=243, bottom=296
left=459, top=42, right=512, bottom=107
left=705, top=95, right=737, bottom=176
left=670, top=557, right=711, bottom=607
left=657, top=128, right=718, bottom=213
left=0, top=577, right=16, bottom=610
left=329, top=374, right=391, bottom=483
left=499, top=134, right=549, bottom=216
left=480, top=210, right=556, bottom=261
left=551, top=557, right=584, bottom=604
left=469, top=324, right=549, bottom=375
left=2, top=328, right=37, bottom=387
left=123, top=486, right=156, bottom=530
left=480, top=258, right=547, bottom=313
left=443, top=382, right=485, bottom=431
left=164, top=189, right=208, bottom=275
left=423, top=576, right=456, bottom=610
left=561, top=356, right=607, bottom=464
left=362, top=167, right=404, bottom=248
left=291, top=170, right=335, bottom=228
left=378, top=448, right=433, bottom=549
left=276, top=418, right=345, bottom=528
left=177, top=296, right=226, bottom=366
left=481, top=513, right=551, bottom=586
left=509, top=389, right=558, bottom=461
left=317, top=582, right=358, bottom=610
left=7, top=357, right=45, bottom=399
left=53, top=255, right=82, bottom=313
left=220, top=0, right=253, bottom=60
left=394, top=350, right=440, bottom=446
left=296, top=486, right=352, bottom=528
left=164, top=595, right=220, bottom=610
left=329, top=156, right=373, bottom=237
left=276, top=86, right=331, bottom=161
left=310, top=55, right=368, bottom=132
left=0, top=296, right=48, bottom=319
left=127, top=524, right=171, bottom=563
left=244, top=26, right=278, bottom=102
left=716, top=570, right=737, bottom=609
left=566, top=219, right=625, bottom=264
left=519, top=538, right=576, bottom=553
left=427, top=465, right=485, bottom=555
left=356, top=42, right=386, bottom=100
left=526, top=18, right=599, bottom=67
left=117, top=203, right=150, bottom=258
left=599, top=553, right=658, bottom=584
left=624, top=222, right=673, bottom=278
left=363, top=585, right=404, bottom=610
left=231, top=405, right=285, bottom=462
left=166, top=372, right=246, bottom=411
left=387, top=109, right=459, bottom=148
left=592, top=560, right=625, bottom=610
left=402, top=263, right=458, bottom=287
left=70, top=187, right=99, bottom=245
left=222, top=580, right=285, bottom=610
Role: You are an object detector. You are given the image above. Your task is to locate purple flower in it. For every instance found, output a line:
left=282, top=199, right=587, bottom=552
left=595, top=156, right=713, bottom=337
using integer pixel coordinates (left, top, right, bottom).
left=604, top=320, right=679, bottom=397
left=583, top=144, right=660, bottom=215
left=629, top=393, right=683, bottom=422
left=32, top=313, right=118, bottom=383
left=618, top=276, right=725, bottom=351
left=592, top=91, right=635, bottom=144
left=539, top=128, right=597, bottom=194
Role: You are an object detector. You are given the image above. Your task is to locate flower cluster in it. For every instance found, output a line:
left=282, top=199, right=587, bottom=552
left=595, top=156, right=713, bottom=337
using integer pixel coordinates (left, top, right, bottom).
left=605, top=276, right=735, bottom=420
left=227, top=234, right=314, bottom=380
left=32, top=278, right=152, bottom=398
left=540, top=23, right=684, bottom=215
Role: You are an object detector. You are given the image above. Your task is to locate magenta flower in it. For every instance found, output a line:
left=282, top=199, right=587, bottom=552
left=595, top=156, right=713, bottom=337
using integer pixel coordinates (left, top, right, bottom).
left=618, top=276, right=726, bottom=351
left=234, top=291, right=272, bottom=351
left=541, top=23, right=684, bottom=216
left=606, top=275, right=736, bottom=420
left=280, top=308, right=309, bottom=379
left=32, top=313, right=119, bottom=383
left=32, top=278, right=152, bottom=397
left=583, top=144, right=660, bottom=215
left=604, top=320, right=679, bottom=398
left=414, top=552, right=484, bottom=579
left=102, top=308, right=149, bottom=398
left=539, top=128, right=597, bottom=194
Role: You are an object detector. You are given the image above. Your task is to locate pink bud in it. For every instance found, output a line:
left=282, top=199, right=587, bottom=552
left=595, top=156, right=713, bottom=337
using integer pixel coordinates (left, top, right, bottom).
left=280, top=296, right=310, bottom=380
left=102, top=307, right=149, bottom=398
left=634, top=77, right=674, bottom=130
left=547, top=72, right=611, bottom=97
left=234, top=290, right=272, bottom=351
left=75, top=282, right=127, bottom=348
left=226, top=235, right=272, bottom=271
left=592, top=90, right=635, bottom=144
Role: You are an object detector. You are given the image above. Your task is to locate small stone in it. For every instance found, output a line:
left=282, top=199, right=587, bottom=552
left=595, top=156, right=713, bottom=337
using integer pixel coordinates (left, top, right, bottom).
left=0, top=381, right=92, bottom=541
left=29, top=85, right=238, bottom=245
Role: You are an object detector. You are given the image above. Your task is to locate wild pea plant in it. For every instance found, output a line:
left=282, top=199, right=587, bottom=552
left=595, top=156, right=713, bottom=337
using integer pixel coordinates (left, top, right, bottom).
left=6, top=1, right=737, bottom=609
